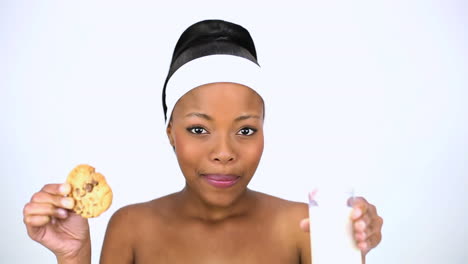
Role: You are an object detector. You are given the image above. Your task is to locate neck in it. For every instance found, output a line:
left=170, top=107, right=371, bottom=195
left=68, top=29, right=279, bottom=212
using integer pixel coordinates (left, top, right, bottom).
left=176, top=186, right=256, bottom=222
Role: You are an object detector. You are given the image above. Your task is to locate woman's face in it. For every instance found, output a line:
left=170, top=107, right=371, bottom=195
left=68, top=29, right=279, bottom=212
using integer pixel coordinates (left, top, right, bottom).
left=167, top=82, right=264, bottom=207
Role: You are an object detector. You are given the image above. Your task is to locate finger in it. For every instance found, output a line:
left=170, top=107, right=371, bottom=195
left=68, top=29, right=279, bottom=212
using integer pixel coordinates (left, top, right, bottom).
left=23, top=202, right=69, bottom=219
left=357, top=240, right=368, bottom=252
left=357, top=216, right=383, bottom=251
left=30, top=191, right=75, bottom=210
left=355, top=226, right=374, bottom=243
left=368, top=203, right=378, bottom=218
left=363, top=214, right=383, bottom=238
left=368, top=215, right=383, bottom=244
left=354, top=207, right=383, bottom=241
left=23, top=215, right=51, bottom=227
left=41, top=183, right=72, bottom=196
left=355, top=225, right=376, bottom=244
left=369, top=226, right=383, bottom=249
left=358, top=230, right=382, bottom=252
left=299, top=218, right=310, bottom=232
left=356, top=204, right=382, bottom=236
left=350, top=197, right=369, bottom=220
left=353, top=213, right=372, bottom=232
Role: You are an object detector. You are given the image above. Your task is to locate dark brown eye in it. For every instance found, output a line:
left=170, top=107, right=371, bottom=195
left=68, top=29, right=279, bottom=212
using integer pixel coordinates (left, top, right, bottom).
left=187, top=127, right=208, bottom=134
left=238, top=128, right=256, bottom=136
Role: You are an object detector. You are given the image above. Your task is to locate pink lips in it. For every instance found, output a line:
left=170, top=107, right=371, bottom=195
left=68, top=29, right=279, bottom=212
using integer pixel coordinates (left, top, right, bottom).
left=203, top=174, right=240, bottom=188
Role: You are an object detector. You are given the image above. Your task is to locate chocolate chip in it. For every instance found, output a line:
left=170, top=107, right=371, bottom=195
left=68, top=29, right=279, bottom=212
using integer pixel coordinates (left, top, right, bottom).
left=85, top=183, right=94, bottom=192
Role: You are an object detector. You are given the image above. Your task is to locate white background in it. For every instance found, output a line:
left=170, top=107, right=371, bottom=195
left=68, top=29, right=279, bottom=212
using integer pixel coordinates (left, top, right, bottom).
left=1, top=1, right=467, bottom=263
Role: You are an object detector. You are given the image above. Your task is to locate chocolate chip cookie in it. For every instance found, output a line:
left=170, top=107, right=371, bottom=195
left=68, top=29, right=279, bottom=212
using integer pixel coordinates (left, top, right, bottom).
left=66, top=164, right=113, bottom=218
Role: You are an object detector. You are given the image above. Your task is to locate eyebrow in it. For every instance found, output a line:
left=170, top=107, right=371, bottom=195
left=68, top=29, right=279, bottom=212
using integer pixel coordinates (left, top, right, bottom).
left=185, top=112, right=212, bottom=120
left=185, top=112, right=261, bottom=122
left=234, top=115, right=261, bottom=122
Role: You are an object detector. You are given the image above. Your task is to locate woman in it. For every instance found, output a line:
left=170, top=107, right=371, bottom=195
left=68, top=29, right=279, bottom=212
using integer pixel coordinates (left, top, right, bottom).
left=23, top=19, right=383, bottom=264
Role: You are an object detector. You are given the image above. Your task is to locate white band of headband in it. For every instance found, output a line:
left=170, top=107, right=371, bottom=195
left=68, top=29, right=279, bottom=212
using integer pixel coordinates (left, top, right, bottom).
left=165, top=54, right=263, bottom=126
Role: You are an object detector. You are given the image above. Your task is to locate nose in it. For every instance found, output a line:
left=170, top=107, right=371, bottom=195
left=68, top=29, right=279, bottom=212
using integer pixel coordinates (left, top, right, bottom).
left=210, top=134, right=236, bottom=164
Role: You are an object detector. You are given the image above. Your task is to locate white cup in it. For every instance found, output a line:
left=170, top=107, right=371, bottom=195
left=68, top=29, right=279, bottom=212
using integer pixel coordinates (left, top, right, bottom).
left=308, top=187, right=362, bottom=264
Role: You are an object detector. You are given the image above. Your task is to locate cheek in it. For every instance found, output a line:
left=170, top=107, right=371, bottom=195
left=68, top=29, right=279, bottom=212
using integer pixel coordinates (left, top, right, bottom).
left=242, top=137, right=264, bottom=167
left=173, top=132, right=204, bottom=167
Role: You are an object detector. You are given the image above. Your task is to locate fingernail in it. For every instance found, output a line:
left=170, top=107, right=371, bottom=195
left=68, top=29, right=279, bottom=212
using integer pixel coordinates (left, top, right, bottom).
left=352, top=209, right=362, bottom=219
left=359, top=242, right=367, bottom=250
left=355, top=234, right=361, bottom=241
left=59, top=184, right=69, bottom=194
left=62, top=198, right=73, bottom=208
left=57, top=208, right=68, bottom=217
left=359, top=220, right=366, bottom=230
left=360, top=232, right=367, bottom=240
left=354, top=220, right=365, bottom=231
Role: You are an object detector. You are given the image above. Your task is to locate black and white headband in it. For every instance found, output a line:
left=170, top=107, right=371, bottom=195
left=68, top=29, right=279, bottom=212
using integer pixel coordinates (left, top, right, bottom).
left=163, top=54, right=263, bottom=126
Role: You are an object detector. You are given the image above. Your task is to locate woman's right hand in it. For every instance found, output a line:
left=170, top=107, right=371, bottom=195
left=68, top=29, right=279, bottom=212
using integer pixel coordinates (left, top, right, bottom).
left=23, top=183, right=91, bottom=263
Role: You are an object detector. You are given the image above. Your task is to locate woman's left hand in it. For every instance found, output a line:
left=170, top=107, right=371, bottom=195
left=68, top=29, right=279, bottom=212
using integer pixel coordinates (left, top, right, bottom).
left=299, top=196, right=383, bottom=254
left=347, top=197, right=383, bottom=254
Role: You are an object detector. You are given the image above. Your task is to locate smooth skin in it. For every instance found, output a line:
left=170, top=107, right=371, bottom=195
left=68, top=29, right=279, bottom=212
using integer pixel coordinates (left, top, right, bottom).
left=23, top=82, right=383, bottom=264
left=23, top=183, right=90, bottom=264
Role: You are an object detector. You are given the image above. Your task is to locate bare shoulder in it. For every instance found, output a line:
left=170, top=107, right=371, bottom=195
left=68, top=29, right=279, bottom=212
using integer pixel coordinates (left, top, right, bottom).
left=100, top=194, right=177, bottom=264
left=110, top=195, right=169, bottom=222
left=254, top=191, right=308, bottom=220
left=253, top=191, right=311, bottom=264
left=252, top=191, right=308, bottom=237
